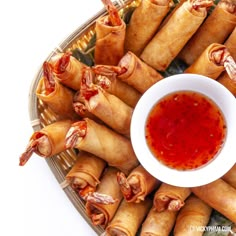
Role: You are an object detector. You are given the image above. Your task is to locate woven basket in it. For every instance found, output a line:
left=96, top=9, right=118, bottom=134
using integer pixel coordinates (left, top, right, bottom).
left=28, top=0, right=141, bottom=234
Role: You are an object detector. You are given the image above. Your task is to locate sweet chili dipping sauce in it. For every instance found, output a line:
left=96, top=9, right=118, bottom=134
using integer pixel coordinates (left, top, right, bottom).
left=145, top=91, right=226, bottom=170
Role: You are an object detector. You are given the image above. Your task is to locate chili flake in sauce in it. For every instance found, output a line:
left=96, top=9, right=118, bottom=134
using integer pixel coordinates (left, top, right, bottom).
left=145, top=91, right=226, bottom=170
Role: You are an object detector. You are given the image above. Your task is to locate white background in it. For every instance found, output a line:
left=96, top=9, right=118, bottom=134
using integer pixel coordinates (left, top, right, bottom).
left=0, top=0, right=105, bottom=235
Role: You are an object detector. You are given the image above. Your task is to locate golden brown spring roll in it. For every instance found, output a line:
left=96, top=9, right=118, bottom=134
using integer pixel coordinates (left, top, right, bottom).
left=72, top=90, right=102, bottom=122
left=65, top=151, right=106, bottom=199
left=174, top=195, right=212, bottom=236
left=153, top=183, right=191, bottom=212
left=50, top=52, right=88, bottom=91
left=85, top=167, right=123, bottom=227
left=94, top=0, right=126, bottom=65
left=36, top=61, right=78, bottom=120
left=105, top=198, right=152, bottom=236
left=65, top=118, right=139, bottom=174
left=191, top=178, right=236, bottom=223
left=179, top=0, right=236, bottom=65
left=117, top=165, right=161, bottom=203
left=218, top=27, right=236, bottom=95
left=19, top=120, right=73, bottom=166
left=80, top=69, right=133, bottom=137
left=140, top=206, right=178, bottom=236
left=94, top=74, right=141, bottom=108
left=222, top=164, right=236, bottom=189
left=125, top=0, right=172, bottom=56
left=140, top=0, right=212, bottom=71
left=184, top=43, right=230, bottom=79
left=93, top=51, right=163, bottom=93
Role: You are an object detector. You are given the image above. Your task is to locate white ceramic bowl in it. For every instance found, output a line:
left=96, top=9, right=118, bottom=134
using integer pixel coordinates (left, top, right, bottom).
left=131, top=73, right=236, bottom=187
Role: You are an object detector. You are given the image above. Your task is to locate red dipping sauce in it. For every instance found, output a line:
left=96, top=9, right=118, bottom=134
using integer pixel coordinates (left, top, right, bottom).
left=145, top=91, right=226, bottom=170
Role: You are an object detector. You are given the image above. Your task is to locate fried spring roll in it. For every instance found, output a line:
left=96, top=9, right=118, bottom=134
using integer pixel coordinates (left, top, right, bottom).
left=153, top=183, right=191, bottom=212
left=93, top=51, right=163, bottom=94
left=65, top=151, right=106, bottom=199
left=125, top=0, right=172, bottom=56
left=105, top=198, right=152, bottom=236
left=51, top=52, right=88, bottom=91
left=36, top=61, right=78, bottom=120
left=140, top=0, right=212, bottom=71
left=222, top=164, right=236, bottom=189
left=218, top=27, right=236, bottom=95
left=179, top=0, right=236, bottom=65
left=174, top=195, right=212, bottom=236
left=94, top=0, right=126, bottom=65
left=94, top=75, right=141, bottom=107
left=140, top=206, right=178, bottom=236
left=80, top=69, right=133, bottom=137
left=85, top=167, right=123, bottom=227
left=65, top=118, right=139, bottom=174
left=184, top=43, right=235, bottom=79
left=117, top=165, right=161, bottom=203
left=19, top=120, right=73, bottom=166
left=191, top=178, right=236, bottom=223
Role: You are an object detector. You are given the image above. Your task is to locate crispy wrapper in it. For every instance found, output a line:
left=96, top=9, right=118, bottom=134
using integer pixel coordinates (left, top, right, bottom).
left=51, top=53, right=88, bottom=91
left=191, top=178, right=236, bottom=223
left=179, top=0, right=236, bottom=65
left=66, top=118, right=139, bottom=174
left=174, top=195, right=212, bottom=236
left=105, top=198, right=152, bottom=236
left=19, top=120, right=73, bottom=166
left=118, top=51, right=163, bottom=93
left=218, top=26, right=236, bottom=95
left=81, top=76, right=133, bottom=137
left=117, top=165, right=161, bottom=203
left=94, top=16, right=126, bottom=65
left=94, top=75, right=141, bottom=108
left=153, top=183, right=191, bottom=212
left=85, top=167, right=123, bottom=227
left=140, top=0, right=208, bottom=71
left=36, top=77, right=77, bottom=120
left=125, top=0, right=172, bottom=56
left=217, top=72, right=236, bottom=95
left=66, top=151, right=106, bottom=198
left=184, top=43, right=226, bottom=79
left=140, top=206, right=178, bottom=236
left=222, top=164, right=236, bottom=189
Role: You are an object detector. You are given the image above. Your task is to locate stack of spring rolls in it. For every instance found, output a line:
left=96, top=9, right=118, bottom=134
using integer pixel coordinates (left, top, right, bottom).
left=19, top=0, right=236, bottom=235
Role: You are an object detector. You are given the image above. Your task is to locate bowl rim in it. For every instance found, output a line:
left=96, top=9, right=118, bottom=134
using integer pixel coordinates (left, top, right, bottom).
left=131, top=73, right=236, bottom=187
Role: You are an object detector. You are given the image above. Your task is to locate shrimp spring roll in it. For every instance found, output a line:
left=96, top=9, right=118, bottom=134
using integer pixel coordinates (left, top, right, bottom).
left=153, top=183, right=191, bottom=212
left=94, top=51, right=163, bottom=93
left=125, top=0, right=172, bottom=56
left=179, top=0, right=236, bottom=65
left=80, top=69, right=133, bottom=137
left=94, top=74, right=141, bottom=107
left=85, top=167, right=123, bottom=227
left=65, top=118, right=139, bottom=174
left=218, top=27, right=236, bottom=95
left=51, top=52, right=88, bottom=91
left=191, top=178, right=236, bottom=223
left=19, top=120, right=73, bottom=166
left=222, top=164, right=236, bottom=189
left=184, top=43, right=236, bottom=79
left=174, top=195, right=212, bottom=236
left=94, top=0, right=126, bottom=65
left=72, top=90, right=102, bottom=122
left=117, top=165, right=161, bottom=203
left=105, top=198, right=152, bottom=236
left=65, top=151, right=106, bottom=199
left=36, top=61, right=78, bottom=120
left=140, top=206, right=178, bottom=236
left=140, top=0, right=213, bottom=71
